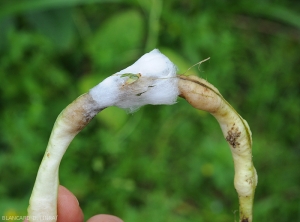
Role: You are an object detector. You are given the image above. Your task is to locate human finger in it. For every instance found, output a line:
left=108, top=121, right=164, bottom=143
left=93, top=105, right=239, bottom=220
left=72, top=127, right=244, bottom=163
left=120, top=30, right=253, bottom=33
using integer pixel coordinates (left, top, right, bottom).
left=56, top=185, right=84, bottom=222
left=87, top=214, right=123, bottom=222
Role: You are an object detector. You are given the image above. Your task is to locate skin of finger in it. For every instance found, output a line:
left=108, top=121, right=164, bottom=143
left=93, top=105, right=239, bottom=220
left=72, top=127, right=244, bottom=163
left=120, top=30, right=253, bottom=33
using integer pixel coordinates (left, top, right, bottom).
left=23, top=185, right=83, bottom=222
left=87, top=214, right=123, bottom=222
left=57, top=185, right=84, bottom=222
left=24, top=186, right=122, bottom=222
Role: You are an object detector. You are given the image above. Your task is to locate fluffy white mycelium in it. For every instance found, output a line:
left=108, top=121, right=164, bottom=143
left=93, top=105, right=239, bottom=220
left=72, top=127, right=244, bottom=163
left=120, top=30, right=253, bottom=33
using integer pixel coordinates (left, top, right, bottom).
left=89, top=49, right=179, bottom=112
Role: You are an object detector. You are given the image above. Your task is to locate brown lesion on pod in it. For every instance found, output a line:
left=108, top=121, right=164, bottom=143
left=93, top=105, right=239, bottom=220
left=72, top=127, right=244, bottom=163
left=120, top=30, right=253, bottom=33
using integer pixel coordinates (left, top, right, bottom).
left=179, top=74, right=256, bottom=222
left=226, top=123, right=241, bottom=148
left=59, top=93, right=104, bottom=134
left=178, top=75, right=222, bottom=113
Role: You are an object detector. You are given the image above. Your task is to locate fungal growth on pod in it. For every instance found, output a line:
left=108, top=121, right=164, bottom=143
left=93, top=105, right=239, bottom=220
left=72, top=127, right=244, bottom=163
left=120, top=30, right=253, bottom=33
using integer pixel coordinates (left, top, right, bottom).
left=27, top=49, right=257, bottom=222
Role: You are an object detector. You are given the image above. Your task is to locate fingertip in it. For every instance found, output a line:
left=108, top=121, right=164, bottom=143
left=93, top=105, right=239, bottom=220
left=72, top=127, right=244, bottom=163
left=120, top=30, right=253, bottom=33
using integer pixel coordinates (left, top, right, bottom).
left=87, top=214, right=123, bottom=222
left=57, top=185, right=84, bottom=222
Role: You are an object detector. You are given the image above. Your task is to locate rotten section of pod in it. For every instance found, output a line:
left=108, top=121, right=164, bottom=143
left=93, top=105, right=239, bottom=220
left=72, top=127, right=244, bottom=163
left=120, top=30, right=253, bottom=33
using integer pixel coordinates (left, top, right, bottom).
left=178, top=75, right=257, bottom=222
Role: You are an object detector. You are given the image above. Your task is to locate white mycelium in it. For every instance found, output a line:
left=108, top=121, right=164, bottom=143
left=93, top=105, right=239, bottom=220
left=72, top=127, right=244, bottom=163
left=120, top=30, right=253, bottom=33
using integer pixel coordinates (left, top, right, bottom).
left=89, top=49, right=179, bottom=112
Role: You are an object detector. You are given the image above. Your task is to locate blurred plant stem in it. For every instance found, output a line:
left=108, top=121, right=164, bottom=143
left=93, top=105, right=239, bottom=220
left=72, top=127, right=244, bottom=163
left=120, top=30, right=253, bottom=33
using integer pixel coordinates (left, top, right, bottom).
left=143, top=0, right=162, bottom=51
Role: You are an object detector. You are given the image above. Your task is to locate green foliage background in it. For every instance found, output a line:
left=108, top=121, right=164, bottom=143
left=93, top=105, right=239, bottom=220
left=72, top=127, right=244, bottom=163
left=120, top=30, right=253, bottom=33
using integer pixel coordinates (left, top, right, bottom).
left=0, top=0, right=299, bottom=221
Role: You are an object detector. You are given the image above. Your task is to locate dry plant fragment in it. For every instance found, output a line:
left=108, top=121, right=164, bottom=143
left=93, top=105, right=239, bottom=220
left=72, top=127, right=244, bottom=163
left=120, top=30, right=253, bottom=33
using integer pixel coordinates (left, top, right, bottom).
left=178, top=75, right=258, bottom=222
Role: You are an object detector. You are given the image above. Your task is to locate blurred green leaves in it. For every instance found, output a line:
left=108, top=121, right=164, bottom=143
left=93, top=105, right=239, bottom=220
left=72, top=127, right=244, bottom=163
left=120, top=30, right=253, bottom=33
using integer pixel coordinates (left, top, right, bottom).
left=25, top=9, right=75, bottom=50
left=239, top=2, right=300, bottom=29
left=86, top=10, right=143, bottom=70
left=0, top=0, right=121, bottom=19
